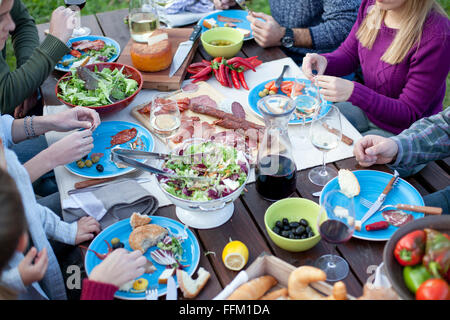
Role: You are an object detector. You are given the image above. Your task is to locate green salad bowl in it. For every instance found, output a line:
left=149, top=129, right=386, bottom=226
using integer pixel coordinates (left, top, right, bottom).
left=201, top=27, right=244, bottom=59
left=264, top=198, right=325, bottom=252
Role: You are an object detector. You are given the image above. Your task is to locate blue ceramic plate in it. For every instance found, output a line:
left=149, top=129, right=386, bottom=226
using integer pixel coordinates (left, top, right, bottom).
left=84, top=216, right=201, bottom=300
left=198, top=9, right=253, bottom=40
left=248, top=77, right=332, bottom=125
left=55, top=35, right=121, bottom=72
left=320, top=170, right=425, bottom=241
left=64, top=121, right=154, bottom=179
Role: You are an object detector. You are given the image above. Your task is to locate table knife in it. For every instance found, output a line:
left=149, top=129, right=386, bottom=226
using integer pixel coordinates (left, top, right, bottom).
left=166, top=275, right=177, bottom=300
left=169, top=24, right=202, bottom=78
left=359, top=170, right=400, bottom=226
left=236, top=0, right=250, bottom=12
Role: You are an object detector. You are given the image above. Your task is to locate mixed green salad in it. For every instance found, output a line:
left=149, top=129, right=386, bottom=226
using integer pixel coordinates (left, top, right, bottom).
left=57, top=66, right=139, bottom=106
left=158, top=142, right=249, bottom=202
left=61, top=44, right=117, bottom=68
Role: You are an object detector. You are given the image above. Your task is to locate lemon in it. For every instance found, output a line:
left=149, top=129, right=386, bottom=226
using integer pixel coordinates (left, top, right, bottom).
left=132, top=278, right=148, bottom=291
left=222, top=240, right=249, bottom=271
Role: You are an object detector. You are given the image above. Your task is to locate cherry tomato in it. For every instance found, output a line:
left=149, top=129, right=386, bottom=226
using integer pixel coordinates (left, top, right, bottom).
left=416, top=278, right=450, bottom=300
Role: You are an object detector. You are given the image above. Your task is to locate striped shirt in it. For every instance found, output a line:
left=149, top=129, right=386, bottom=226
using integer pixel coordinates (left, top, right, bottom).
left=390, top=109, right=450, bottom=176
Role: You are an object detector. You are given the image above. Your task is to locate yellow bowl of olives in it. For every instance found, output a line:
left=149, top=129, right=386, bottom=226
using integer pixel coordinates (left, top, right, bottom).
left=201, top=27, right=244, bottom=59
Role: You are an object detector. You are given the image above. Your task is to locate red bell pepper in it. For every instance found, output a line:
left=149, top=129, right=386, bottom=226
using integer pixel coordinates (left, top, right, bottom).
left=394, top=230, right=426, bottom=266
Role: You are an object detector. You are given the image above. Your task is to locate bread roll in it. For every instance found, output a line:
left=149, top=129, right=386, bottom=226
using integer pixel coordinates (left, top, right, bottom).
left=128, top=224, right=168, bottom=253
left=227, top=276, right=277, bottom=300
left=130, top=212, right=151, bottom=229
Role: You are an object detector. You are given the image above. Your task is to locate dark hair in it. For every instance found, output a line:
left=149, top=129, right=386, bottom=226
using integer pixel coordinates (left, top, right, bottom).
left=0, top=169, right=27, bottom=273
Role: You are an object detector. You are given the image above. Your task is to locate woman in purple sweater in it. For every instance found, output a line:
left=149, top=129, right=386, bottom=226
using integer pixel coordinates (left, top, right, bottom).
left=302, top=0, right=449, bottom=136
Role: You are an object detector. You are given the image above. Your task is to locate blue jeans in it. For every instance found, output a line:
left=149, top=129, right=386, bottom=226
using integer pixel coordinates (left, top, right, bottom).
left=11, top=136, right=58, bottom=197
left=334, top=102, right=394, bottom=137
left=424, top=187, right=450, bottom=215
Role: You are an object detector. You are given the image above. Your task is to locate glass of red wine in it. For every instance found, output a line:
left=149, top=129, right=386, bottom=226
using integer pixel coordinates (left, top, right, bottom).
left=64, top=0, right=91, bottom=37
left=316, top=189, right=355, bottom=281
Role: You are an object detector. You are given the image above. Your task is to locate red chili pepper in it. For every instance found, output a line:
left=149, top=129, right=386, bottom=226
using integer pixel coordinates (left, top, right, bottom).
left=230, top=69, right=240, bottom=89
left=192, top=65, right=212, bottom=79
left=192, top=73, right=211, bottom=83
left=187, top=66, right=205, bottom=74
left=219, top=63, right=228, bottom=87
left=188, top=61, right=209, bottom=68
left=213, top=57, right=223, bottom=64
left=238, top=71, right=249, bottom=90
left=202, top=59, right=211, bottom=65
left=70, top=49, right=82, bottom=58
left=213, top=68, right=222, bottom=84
left=365, top=221, right=389, bottom=231
left=224, top=66, right=232, bottom=88
left=228, top=56, right=256, bottom=72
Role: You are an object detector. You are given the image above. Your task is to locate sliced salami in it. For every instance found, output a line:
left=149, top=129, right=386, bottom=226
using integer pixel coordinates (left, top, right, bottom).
left=382, top=210, right=414, bottom=227
left=231, top=101, right=246, bottom=119
left=217, top=15, right=242, bottom=23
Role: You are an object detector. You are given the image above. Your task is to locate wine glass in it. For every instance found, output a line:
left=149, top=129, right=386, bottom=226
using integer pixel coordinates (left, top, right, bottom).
left=150, top=94, right=181, bottom=140
left=316, top=189, right=355, bottom=281
left=291, top=76, right=319, bottom=142
left=154, top=0, right=175, bottom=26
left=308, top=105, right=342, bottom=186
left=129, top=0, right=160, bottom=43
left=64, top=0, right=91, bottom=37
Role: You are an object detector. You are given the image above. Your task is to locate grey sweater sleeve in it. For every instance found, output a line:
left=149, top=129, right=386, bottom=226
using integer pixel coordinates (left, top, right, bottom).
left=309, top=0, right=360, bottom=51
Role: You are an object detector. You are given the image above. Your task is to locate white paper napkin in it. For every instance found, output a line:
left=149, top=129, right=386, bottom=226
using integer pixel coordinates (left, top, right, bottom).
left=213, top=271, right=249, bottom=300
left=164, top=10, right=218, bottom=28
left=63, top=192, right=107, bottom=221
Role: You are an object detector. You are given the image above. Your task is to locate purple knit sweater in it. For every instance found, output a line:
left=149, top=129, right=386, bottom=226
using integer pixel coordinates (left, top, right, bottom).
left=322, top=0, right=450, bottom=134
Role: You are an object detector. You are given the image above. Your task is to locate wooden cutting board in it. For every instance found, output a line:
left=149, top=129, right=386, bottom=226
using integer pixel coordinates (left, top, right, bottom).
left=117, top=28, right=198, bottom=91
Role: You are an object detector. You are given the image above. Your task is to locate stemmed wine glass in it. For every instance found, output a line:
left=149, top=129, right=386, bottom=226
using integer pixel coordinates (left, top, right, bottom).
left=154, top=0, right=175, bottom=27
left=316, top=189, right=355, bottom=281
left=308, top=105, right=342, bottom=186
left=64, top=0, right=91, bottom=37
left=150, top=94, right=181, bottom=140
left=291, top=76, right=320, bottom=142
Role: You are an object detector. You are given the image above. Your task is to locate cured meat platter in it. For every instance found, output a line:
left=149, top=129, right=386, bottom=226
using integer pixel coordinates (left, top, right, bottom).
left=131, top=81, right=264, bottom=160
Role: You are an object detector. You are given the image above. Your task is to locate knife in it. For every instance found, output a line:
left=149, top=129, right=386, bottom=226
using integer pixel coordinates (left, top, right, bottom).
left=166, top=275, right=177, bottom=300
left=274, top=65, right=289, bottom=89
left=169, top=24, right=202, bottom=78
left=359, top=170, right=400, bottom=226
left=235, top=0, right=250, bottom=12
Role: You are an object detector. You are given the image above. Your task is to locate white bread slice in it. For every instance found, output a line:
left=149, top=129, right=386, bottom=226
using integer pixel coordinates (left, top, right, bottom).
left=176, top=267, right=210, bottom=299
left=158, top=267, right=175, bottom=284
left=338, top=169, right=360, bottom=198
left=235, top=27, right=251, bottom=38
left=203, top=18, right=218, bottom=29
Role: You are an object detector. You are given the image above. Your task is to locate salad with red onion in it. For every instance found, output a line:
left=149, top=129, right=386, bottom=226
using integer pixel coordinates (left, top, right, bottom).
left=158, top=142, right=248, bottom=202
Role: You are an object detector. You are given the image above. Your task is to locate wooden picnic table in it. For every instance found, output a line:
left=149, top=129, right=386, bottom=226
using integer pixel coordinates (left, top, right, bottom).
left=37, top=9, right=450, bottom=299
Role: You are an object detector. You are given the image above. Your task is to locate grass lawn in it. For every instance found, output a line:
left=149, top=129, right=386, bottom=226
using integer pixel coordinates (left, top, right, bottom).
left=5, top=0, right=450, bottom=107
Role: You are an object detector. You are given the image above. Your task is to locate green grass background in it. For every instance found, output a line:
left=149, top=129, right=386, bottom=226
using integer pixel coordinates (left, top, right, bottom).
left=5, top=0, right=450, bottom=107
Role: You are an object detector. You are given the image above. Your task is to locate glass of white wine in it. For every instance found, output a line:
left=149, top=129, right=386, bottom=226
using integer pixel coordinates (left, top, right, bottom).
left=308, top=105, right=342, bottom=186
left=154, top=0, right=175, bottom=26
left=150, top=94, right=181, bottom=139
left=129, top=0, right=160, bottom=43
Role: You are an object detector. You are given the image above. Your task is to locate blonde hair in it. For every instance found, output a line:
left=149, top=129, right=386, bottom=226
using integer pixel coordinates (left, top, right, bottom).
left=356, top=0, right=448, bottom=65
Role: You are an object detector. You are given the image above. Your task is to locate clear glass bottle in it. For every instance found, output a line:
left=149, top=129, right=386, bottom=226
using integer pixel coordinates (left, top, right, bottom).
left=129, top=0, right=160, bottom=43
left=255, top=94, right=297, bottom=201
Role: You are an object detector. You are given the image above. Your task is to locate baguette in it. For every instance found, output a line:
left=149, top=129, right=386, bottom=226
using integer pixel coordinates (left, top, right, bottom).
left=177, top=267, right=211, bottom=299
left=227, top=275, right=277, bottom=300
left=259, top=287, right=288, bottom=300
left=338, top=169, right=360, bottom=198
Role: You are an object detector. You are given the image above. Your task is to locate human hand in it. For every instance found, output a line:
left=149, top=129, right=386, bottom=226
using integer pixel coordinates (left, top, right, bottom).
left=302, top=53, right=328, bottom=80
left=315, top=75, right=354, bottom=102
left=247, top=12, right=284, bottom=48
left=49, top=6, right=76, bottom=44
left=47, top=107, right=101, bottom=132
left=89, top=249, right=146, bottom=288
left=213, top=0, right=236, bottom=10
left=354, top=135, right=399, bottom=167
left=75, top=216, right=101, bottom=244
left=45, top=129, right=94, bottom=167
left=18, top=247, right=48, bottom=286
left=14, top=92, right=38, bottom=119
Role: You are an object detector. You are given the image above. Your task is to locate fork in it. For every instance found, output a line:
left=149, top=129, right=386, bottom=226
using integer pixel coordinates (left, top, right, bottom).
left=359, top=197, right=442, bottom=215
left=145, top=286, right=158, bottom=300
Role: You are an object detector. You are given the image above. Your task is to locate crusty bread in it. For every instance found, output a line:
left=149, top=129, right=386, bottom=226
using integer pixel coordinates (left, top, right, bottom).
left=338, top=169, right=360, bottom=198
left=130, top=212, right=152, bottom=229
left=128, top=224, right=168, bottom=253
left=158, top=268, right=175, bottom=284
left=176, top=267, right=211, bottom=299
left=259, top=287, right=289, bottom=300
left=227, top=275, right=277, bottom=300
left=235, top=27, right=251, bottom=38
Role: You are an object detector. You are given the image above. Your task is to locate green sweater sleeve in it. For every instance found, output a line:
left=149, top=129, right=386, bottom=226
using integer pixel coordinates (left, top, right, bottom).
left=10, top=0, right=40, bottom=67
left=0, top=34, right=70, bottom=114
